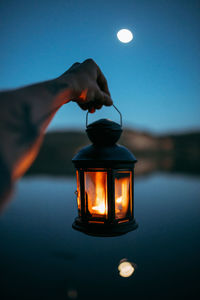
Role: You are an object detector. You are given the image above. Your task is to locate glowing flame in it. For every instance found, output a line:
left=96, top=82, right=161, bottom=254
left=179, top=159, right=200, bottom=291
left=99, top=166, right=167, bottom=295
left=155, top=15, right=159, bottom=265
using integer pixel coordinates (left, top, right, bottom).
left=115, top=174, right=131, bottom=219
left=85, top=171, right=107, bottom=217
left=84, top=171, right=131, bottom=219
left=116, top=196, right=122, bottom=203
left=92, top=202, right=106, bottom=214
left=91, top=172, right=107, bottom=215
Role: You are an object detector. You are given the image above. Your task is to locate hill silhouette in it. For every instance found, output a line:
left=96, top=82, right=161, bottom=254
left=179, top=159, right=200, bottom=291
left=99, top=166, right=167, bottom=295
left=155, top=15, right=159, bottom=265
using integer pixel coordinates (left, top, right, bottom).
left=26, top=128, right=200, bottom=177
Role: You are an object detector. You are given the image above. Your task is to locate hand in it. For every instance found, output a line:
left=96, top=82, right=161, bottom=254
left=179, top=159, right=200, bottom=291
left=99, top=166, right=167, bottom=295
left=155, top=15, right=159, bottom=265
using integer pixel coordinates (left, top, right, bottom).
left=0, top=58, right=113, bottom=202
left=57, top=59, right=113, bottom=113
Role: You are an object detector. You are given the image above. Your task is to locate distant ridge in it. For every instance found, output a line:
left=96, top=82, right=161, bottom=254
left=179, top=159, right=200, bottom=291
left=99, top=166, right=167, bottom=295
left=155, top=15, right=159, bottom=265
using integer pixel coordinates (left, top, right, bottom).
left=26, top=128, right=200, bottom=177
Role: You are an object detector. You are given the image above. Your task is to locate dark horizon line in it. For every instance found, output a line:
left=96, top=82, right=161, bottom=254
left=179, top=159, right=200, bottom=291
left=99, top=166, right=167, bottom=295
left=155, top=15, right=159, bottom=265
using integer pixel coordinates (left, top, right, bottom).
left=47, top=125, right=200, bottom=137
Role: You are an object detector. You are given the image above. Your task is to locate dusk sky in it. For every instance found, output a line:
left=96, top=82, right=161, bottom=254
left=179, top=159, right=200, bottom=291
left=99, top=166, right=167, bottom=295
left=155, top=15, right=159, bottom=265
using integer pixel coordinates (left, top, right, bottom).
left=0, top=0, right=199, bottom=134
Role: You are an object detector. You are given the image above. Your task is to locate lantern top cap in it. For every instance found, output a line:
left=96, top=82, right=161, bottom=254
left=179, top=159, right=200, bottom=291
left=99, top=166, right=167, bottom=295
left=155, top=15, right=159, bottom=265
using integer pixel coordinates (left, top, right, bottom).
left=87, top=118, right=121, bottom=130
left=86, top=118, right=122, bottom=145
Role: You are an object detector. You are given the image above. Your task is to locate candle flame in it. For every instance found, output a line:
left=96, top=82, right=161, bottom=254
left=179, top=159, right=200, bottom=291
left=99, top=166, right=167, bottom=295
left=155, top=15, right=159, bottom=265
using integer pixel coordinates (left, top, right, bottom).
left=116, top=196, right=122, bottom=203
left=84, top=171, right=131, bottom=219
left=85, top=171, right=107, bottom=217
left=91, top=172, right=107, bottom=215
left=92, top=201, right=106, bottom=214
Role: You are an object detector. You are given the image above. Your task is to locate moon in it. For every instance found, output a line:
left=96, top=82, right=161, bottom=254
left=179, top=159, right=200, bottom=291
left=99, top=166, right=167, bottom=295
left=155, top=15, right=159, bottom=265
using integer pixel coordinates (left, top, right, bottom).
left=117, top=29, right=133, bottom=43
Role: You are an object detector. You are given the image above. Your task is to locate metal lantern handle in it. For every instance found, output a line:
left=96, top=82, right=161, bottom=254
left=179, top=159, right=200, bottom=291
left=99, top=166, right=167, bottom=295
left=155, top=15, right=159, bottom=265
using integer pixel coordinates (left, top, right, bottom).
left=86, top=104, right=123, bottom=128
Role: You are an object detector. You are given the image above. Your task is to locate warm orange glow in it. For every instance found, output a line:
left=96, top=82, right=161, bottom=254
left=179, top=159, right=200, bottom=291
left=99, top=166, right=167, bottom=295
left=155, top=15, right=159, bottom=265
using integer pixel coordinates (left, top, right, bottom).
left=79, top=88, right=88, bottom=101
left=92, top=202, right=106, bottom=214
left=85, top=171, right=107, bottom=218
left=91, top=172, right=107, bottom=214
left=83, top=170, right=131, bottom=220
left=115, top=172, right=131, bottom=219
left=13, top=135, right=43, bottom=180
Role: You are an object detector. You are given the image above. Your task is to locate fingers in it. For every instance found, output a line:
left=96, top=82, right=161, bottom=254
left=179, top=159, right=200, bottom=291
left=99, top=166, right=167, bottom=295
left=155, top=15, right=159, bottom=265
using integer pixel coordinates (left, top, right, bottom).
left=67, top=58, right=113, bottom=113
left=78, top=103, right=96, bottom=114
left=93, top=86, right=113, bottom=107
left=83, top=59, right=111, bottom=96
left=77, top=87, right=113, bottom=113
left=96, top=67, right=111, bottom=96
left=62, top=62, right=80, bottom=75
left=69, top=62, right=80, bottom=70
left=73, top=62, right=80, bottom=67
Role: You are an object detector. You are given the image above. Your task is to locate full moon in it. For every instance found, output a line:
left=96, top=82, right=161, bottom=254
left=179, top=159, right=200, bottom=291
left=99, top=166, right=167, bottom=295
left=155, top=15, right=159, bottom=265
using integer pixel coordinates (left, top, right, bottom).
left=117, top=29, right=133, bottom=43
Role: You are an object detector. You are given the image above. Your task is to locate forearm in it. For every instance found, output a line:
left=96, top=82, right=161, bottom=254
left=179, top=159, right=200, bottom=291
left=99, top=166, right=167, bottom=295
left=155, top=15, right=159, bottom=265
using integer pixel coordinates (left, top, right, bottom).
left=0, top=58, right=113, bottom=198
left=0, top=78, right=73, bottom=179
left=9, top=78, right=74, bottom=128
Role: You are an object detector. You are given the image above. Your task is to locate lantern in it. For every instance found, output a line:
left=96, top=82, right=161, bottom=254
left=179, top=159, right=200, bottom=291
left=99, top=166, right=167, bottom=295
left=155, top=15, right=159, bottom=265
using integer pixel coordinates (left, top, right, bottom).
left=72, top=106, right=138, bottom=236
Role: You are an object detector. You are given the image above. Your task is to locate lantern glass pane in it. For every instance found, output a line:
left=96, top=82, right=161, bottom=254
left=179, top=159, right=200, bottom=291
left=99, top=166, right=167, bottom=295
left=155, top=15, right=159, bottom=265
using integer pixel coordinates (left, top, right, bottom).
left=85, top=171, right=108, bottom=219
left=76, top=170, right=81, bottom=215
left=115, top=171, right=132, bottom=219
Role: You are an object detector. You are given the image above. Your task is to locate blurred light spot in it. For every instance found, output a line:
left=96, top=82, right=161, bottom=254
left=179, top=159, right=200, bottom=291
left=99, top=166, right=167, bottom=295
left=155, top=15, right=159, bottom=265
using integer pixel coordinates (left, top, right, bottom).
left=118, top=259, right=135, bottom=278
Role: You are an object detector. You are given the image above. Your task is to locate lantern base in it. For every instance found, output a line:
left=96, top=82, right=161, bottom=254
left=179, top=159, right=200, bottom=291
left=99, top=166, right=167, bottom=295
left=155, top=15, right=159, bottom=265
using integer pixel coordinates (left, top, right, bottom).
left=72, top=217, right=138, bottom=237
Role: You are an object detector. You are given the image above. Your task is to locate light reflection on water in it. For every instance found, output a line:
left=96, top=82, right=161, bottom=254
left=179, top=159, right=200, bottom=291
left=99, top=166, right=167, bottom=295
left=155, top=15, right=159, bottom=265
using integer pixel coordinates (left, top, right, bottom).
left=118, top=259, right=136, bottom=278
left=0, top=173, right=200, bottom=299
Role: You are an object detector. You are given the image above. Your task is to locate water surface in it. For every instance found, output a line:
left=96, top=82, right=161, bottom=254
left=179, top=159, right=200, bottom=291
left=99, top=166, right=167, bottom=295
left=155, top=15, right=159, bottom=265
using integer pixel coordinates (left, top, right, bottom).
left=0, top=173, right=199, bottom=299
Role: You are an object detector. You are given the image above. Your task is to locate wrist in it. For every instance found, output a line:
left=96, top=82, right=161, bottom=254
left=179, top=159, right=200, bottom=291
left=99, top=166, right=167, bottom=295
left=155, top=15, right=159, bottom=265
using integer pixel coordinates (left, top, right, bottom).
left=46, top=76, right=78, bottom=105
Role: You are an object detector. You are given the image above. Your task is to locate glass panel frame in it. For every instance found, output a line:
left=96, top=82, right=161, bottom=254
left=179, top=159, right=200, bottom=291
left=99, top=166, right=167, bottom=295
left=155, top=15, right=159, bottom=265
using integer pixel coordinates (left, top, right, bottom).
left=84, top=169, right=108, bottom=220
left=76, top=170, right=81, bottom=216
left=114, top=170, right=132, bottom=220
left=76, top=167, right=134, bottom=224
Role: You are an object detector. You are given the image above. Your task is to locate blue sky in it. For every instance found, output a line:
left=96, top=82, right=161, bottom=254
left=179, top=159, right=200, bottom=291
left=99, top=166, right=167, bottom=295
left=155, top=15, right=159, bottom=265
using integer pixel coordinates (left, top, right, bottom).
left=0, top=0, right=199, bottom=134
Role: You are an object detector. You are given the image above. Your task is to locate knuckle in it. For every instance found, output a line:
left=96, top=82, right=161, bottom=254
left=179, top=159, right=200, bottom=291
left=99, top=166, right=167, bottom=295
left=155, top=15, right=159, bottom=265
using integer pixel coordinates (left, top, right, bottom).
left=103, top=94, right=112, bottom=106
left=102, top=76, right=107, bottom=84
left=84, top=58, right=95, bottom=65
